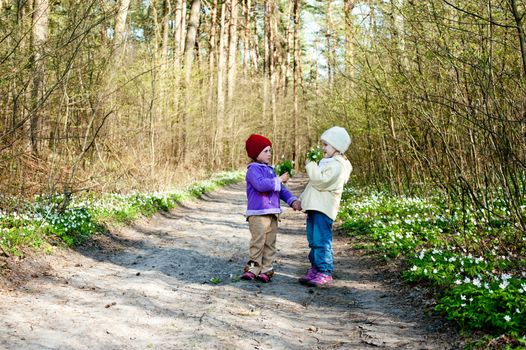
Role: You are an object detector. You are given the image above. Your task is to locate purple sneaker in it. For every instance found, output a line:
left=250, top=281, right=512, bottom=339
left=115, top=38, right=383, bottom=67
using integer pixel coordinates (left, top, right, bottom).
left=307, top=272, right=333, bottom=287
left=299, top=267, right=318, bottom=284
left=256, top=272, right=271, bottom=283
left=240, top=271, right=256, bottom=280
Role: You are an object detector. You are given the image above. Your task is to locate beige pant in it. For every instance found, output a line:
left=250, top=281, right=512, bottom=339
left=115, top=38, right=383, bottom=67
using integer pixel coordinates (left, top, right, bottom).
left=245, top=215, right=278, bottom=275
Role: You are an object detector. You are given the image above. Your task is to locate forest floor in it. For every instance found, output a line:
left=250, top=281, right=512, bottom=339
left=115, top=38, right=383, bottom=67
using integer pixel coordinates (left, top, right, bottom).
left=0, top=175, right=462, bottom=349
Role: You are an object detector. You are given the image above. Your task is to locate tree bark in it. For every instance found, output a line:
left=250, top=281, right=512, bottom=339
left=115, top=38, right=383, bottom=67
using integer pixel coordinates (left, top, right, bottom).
left=207, top=0, right=218, bottom=167
left=509, top=0, right=526, bottom=77
left=269, top=1, right=277, bottom=141
left=184, top=0, right=201, bottom=84
left=283, top=0, right=293, bottom=96
left=180, top=0, right=187, bottom=53
left=325, top=0, right=334, bottom=86
left=161, top=0, right=171, bottom=61
left=208, top=0, right=218, bottom=113
left=30, top=0, right=49, bottom=156
left=292, top=0, right=300, bottom=163
left=226, top=0, right=239, bottom=166
left=242, top=0, right=251, bottom=75
left=160, top=0, right=172, bottom=123
left=181, top=0, right=201, bottom=163
left=174, top=0, right=184, bottom=69
left=344, top=0, right=354, bottom=80
left=215, top=2, right=227, bottom=168
left=262, top=1, right=270, bottom=132
left=226, top=0, right=238, bottom=123
left=113, top=0, right=131, bottom=63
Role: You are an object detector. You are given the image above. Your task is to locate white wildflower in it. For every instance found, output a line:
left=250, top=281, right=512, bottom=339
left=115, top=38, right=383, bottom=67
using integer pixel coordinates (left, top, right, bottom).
left=499, top=280, right=509, bottom=290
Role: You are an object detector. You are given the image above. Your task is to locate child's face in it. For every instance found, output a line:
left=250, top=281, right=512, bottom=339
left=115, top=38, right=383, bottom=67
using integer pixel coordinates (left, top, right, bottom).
left=256, top=146, right=272, bottom=164
left=322, top=141, right=338, bottom=158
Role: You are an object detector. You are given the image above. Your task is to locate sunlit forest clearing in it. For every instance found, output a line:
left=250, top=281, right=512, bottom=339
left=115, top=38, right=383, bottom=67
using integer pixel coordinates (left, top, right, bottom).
left=0, top=0, right=525, bottom=348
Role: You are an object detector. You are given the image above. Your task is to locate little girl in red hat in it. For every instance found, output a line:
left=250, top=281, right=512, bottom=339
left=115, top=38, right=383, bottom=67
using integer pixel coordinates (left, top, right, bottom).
left=241, top=134, right=302, bottom=282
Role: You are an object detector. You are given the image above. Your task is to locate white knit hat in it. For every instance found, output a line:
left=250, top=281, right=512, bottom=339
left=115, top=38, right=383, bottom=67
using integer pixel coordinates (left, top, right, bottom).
left=320, top=126, right=351, bottom=153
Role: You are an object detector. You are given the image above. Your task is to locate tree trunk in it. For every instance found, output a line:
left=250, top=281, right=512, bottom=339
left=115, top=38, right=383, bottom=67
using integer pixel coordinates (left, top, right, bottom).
left=262, top=1, right=270, bottom=132
left=269, top=1, right=277, bottom=142
left=325, top=1, right=334, bottom=86
left=207, top=0, right=218, bottom=166
left=226, top=0, right=238, bottom=128
left=113, top=0, right=131, bottom=63
left=208, top=0, right=218, bottom=114
left=180, top=0, right=187, bottom=53
left=292, top=0, right=300, bottom=163
left=250, top=16, right=259, bottom=71
left=509, top=0, right=526, bottom=77
left=161, top=0, right=171, bottom=62
left=283, top=0, right=293, bottom=96
left=174, top=0, right=184, bottom=69
left=344, top=0, right=354, bottom=80
left=184, top=0, right=201, bottom=84
left=170, top=0, right=184, bottom=160
left=242, top=0, right=251, bottom=75
left=160, top=0, right=171, bottom=137
left=181, top=0, right=201, bottom=163
left=215, top=2, right=227, bottom=168
left=30, top=0, right=49, bottom=156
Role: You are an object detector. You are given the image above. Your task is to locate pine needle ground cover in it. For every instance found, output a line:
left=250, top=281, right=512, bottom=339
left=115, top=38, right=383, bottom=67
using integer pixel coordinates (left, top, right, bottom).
left=339, top=186, right=526, bottom=347
left=0, top=171, right=244, bottom=256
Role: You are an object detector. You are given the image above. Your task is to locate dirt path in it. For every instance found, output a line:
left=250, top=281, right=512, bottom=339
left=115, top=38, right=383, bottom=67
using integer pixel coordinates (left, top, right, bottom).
left=0, top=176, right=460, bottom=349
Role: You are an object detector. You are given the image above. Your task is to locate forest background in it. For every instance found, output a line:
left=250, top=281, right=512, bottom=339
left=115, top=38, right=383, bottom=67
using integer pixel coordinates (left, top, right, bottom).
left=1, top=0, right=526, bottom=345
left=0, top=0, right=525, bottom=229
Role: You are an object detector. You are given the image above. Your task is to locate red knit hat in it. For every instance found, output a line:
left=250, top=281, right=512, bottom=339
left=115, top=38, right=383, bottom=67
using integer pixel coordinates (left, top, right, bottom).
left=245, top=134, right=272, bottom=160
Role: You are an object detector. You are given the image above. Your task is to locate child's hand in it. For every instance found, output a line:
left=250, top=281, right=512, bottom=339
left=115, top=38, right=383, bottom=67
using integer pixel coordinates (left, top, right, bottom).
left=292, top=200, right=302, bottom=211
left=280, top=173, right=290, bottom=183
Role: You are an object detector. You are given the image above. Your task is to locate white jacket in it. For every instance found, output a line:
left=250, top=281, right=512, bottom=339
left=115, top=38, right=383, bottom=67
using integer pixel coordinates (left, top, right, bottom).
left=300, top=155, right=352, bottom=220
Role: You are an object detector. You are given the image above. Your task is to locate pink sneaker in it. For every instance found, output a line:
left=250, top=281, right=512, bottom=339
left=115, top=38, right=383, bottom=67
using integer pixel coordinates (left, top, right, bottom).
left=307, top=272, right=333, bottom=287
left=241, top=271, right=256, bottom=280
left=299, top=267, right=318, bottom=284
left=256, top=272, right=271, bottom=283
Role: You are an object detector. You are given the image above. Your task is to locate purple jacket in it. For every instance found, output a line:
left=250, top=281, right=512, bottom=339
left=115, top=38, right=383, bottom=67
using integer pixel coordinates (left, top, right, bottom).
left=245, top=162, right=297, bottom=216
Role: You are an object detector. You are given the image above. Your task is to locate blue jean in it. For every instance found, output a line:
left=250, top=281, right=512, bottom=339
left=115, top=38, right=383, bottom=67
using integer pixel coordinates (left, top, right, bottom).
left=306, top=210, right=334, bottom=275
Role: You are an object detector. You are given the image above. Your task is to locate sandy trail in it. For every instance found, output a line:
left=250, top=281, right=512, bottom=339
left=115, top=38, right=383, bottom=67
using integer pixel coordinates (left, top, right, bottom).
left=0, top=176, right=459, bottom=349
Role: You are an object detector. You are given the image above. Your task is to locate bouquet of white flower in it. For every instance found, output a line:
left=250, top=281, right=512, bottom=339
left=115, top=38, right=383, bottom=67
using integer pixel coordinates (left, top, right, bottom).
left=274, top=158, right=295, bottom=177
left=306, top=146, right=323, bottom=164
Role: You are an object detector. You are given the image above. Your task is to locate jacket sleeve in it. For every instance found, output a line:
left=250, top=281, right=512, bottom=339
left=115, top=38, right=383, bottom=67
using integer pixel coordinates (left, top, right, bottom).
left=246, top=166, right=281, bottom=193
left=305, top=160, right=341, bottom=191
left=279, top=185, right=298, bottom=206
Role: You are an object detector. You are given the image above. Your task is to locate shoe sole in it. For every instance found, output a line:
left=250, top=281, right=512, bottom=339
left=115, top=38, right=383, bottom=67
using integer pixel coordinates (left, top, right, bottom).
left=306, top=279, right=333, bottom=287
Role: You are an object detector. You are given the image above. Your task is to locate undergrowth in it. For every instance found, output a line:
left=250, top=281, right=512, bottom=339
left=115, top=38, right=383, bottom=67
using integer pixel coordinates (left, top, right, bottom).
left=0, top=171, right=244, bottom=256
left=339, top=186, right=526, bottom=349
